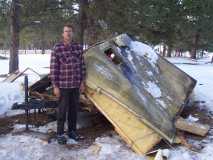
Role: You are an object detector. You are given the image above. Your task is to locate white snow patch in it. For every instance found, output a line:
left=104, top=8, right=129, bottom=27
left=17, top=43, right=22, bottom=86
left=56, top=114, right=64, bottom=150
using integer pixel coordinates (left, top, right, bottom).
left=127, top=52, right=137, bottom=71
left=0, top=53, right=50, bottom=75
left=167, top=58, right=213, bottom=112
left=128, top=53, right=133, bottom=61
left=0, top=82, right=24, bottom=116
left=186, top=115, right=199, bottom=122
left=13, top=124, right=28, bottom=130
left=0, top=53, right=51, bottom=117
left=146, top=71, right=153, bottom=76
left=67, top=138, right=78, bottom=145
left=169, top=143, right=213, bottom=160
left=32, top=121, right=57, bottom=133
left=167, top=96, right=173, bottom=101
left=197, top=143, right=213, bottom=160
left=130, top=41, right=159, bottom=67
left=157, top=99, right=167, bottom=109
left=4, top=110, right=25, bottom=117
left=0, top=133, right=146, bottom=160
left=87, top=136, right=146, bottom=160
left=169, top=147, right=197, bottom=160
left=146, top=81, right=161, bottom=98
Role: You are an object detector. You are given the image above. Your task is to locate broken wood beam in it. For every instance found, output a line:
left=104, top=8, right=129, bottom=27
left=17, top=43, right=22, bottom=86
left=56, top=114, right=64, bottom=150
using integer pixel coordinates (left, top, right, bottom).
left=175, top=117, right=210, bottom=136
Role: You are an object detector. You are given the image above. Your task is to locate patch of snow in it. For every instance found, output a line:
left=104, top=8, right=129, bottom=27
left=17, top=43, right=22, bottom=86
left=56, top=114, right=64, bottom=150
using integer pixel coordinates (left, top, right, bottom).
left=166, top=54, right=213, bottom=160
left=3, top=110, right=25, bottom=117
left=67, top=138, right=78, bottom=145
left=0, top=133, right=146, bottom=160
left=13, top=124, right=28, bottom=130
left=162, top=149, right=170, bottom=158
left=0, top=82, right=24, bottom=116
left=186, top=115, right=199, bottom=122
left=157, top=99, right=167, bottom=109
left=127, top=53, right=133, bottom=61
left=0, top=53, right=51, bottom=117
left=170, top=62, right=213, bottom=112
left=145, top=81, right=161, bottom=98
left=146, top=71, right=153, bottom=76
left=85, top=135, right=146, bottom=160
left=167, top=53, right=213, bottom=65
left=32, top=121, right=57, bottom=133
left=0, top=53, right=50, bottom=75
left=169, top=142, right=213, bottom=160
left=167, top=96, right=173, bottom=101
left=197, top=143, right=213, bottom=160
left=130, top=41, right=159, bottom=67
left=19, top=53, right=50, bottom=75
left=167, top=57, right=198, bottom=65
left=127, top=51, right=137, bottom=71
left=154, top=149, right=169, bottom=160
left=168, top=147, right=197, bottom=160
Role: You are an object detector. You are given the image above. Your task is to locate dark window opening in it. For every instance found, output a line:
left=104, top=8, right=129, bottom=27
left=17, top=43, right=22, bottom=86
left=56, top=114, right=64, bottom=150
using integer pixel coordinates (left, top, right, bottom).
left=104, top=48, right=122, bottom=65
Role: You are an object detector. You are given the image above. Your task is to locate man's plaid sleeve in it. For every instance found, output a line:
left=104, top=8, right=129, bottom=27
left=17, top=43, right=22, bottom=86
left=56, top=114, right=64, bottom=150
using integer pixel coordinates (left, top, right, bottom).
left=50, top=47, right=60, bottom=87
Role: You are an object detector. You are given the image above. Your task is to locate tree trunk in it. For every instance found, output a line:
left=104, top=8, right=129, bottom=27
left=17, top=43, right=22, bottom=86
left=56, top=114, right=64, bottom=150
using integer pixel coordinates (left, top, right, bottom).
left=167, top=45, right=172, bottom=57
left=87, top=18, right=99, bottom=45
left=41, top=29, right=45, bottom=54
left=162, top=44, right=166, bottom=57
left=190, top=33, right=199, bottom=59
left=79, top=0, right=88, bottom=45
left=180, top=49, right=183, bottom=57
left=9, top=0, right=20, bottom=73
left=200, top=49, right=204, bottom=58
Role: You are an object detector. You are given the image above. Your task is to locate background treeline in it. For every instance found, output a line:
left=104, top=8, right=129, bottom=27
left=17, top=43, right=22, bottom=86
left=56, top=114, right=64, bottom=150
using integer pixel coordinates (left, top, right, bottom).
left=1, top=0, right=213, bottom=72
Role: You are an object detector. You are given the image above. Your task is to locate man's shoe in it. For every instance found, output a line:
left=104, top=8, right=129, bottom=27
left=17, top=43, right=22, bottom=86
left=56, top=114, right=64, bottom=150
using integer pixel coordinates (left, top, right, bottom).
left=57, top=134, right=67, bottom=145
left=68, top=131, right=83, bottom=141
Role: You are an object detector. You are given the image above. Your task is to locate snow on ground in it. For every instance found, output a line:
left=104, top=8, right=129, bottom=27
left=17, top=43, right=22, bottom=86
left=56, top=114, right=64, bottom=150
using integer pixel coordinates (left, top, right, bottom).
left=167, top=54, right=213, bottom=112
left=0, top=53, right=50, bottom=75
left=0, top=52, right=50, bottom=116
left=0, top=52, right=213, bottom=159
left=0, top=133, right=146, bottom=160
left=2, top=122, right=146, bottom=160
left=0, top=82, right=24, bottom=117
left=165, top=53, right=213, bottom=160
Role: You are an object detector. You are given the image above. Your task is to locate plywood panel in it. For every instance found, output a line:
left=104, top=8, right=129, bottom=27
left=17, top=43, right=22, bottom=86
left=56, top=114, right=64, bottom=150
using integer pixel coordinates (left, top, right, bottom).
left=86, top=87, right=161, bottom=155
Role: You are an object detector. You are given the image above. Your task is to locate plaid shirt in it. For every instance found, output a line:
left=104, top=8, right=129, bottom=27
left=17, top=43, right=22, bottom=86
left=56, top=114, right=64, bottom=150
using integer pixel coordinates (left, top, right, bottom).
left=50, top=42, right=86, bottom=88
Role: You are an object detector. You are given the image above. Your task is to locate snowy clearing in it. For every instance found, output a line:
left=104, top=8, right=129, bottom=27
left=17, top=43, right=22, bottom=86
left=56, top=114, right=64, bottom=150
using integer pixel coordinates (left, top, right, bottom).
left=0, top=52, right=213, bottom=160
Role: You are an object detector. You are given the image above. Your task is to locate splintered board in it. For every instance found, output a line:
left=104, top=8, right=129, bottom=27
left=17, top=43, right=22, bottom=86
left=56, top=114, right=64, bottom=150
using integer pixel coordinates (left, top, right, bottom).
left=86, top=87, right=162, bottom=155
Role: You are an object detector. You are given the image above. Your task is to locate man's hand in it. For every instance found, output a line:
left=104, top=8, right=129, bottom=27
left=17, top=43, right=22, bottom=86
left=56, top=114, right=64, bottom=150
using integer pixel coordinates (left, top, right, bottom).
left=53, top=87, right=60, bottom=98
left=80, top=81, right=86, bottom=93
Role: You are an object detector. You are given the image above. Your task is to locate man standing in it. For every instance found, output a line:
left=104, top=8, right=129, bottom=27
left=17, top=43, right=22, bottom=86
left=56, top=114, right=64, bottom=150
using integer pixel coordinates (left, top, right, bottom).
left=50, top=24, right=86, bottom=144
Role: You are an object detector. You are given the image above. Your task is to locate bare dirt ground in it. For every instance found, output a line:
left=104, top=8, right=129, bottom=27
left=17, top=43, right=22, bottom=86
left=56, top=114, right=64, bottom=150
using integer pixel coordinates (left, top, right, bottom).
left=0, top=101, right=212, bottom=151
left=0, top=110, right=113, bottom=149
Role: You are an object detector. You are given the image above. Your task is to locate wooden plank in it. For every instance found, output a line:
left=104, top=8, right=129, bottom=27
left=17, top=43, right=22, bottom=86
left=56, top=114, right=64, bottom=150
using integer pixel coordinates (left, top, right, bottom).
left=3, top=72, right=21, bottom=82
left=86, top=87, right=161, bottom=155
left=175, top=117, right=210, bottom=136
left=3, top=67, right=41, bottom=83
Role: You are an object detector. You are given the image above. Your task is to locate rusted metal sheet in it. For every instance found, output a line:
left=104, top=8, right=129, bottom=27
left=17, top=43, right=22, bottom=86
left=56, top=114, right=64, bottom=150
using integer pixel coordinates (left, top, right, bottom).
left=84, top=34, right=196, bottom=143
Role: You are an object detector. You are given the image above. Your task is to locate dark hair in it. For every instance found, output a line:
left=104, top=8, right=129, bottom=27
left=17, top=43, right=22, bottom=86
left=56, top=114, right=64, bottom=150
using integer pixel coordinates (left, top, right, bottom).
left=63, top=23, right=73, bottom=29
